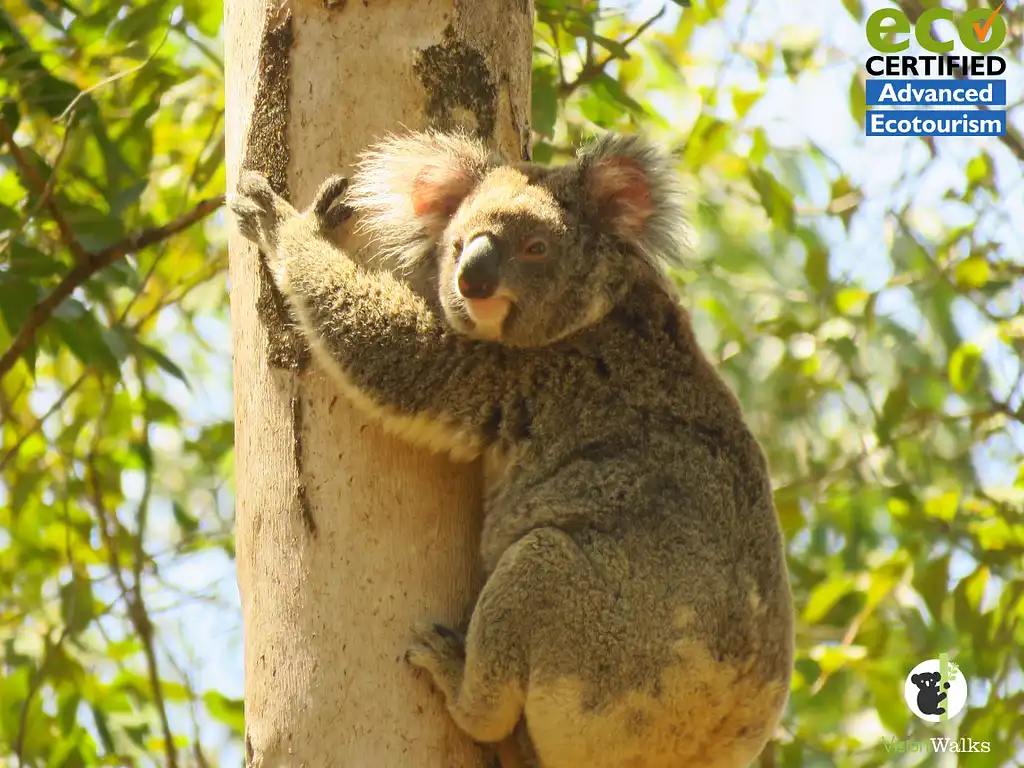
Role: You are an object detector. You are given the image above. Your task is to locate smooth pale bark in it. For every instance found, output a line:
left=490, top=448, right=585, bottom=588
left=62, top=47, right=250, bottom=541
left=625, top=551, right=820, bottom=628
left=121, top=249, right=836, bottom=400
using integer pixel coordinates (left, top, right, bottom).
left=225, top=1, right=532, bottom=764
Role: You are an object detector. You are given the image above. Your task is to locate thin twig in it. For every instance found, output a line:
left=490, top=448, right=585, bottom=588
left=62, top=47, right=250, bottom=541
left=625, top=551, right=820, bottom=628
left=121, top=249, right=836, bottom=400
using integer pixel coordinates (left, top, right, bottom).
left=0, top=369, right=92, bottom=474
left=118, top=112, right=223, bottom=324
left=0, top=194, right=224, bottom=381
left=88, top=451, right=180, bottom=768
left=560, top=6, right=666, bottom=96
left=0, top=115, right=87, bottom=263
left=14, top=629, right=69, bottom=767
left=57, top=28, right=170, bottom=123
left=0, top=111, right=79, bottom=259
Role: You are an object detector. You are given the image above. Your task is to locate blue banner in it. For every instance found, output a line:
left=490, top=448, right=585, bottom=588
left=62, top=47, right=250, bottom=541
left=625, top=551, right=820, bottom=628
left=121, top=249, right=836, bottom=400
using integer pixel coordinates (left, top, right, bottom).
left=866, top=110, right=1006, bottom=136
left=865, top=79, right=1006, bottom=106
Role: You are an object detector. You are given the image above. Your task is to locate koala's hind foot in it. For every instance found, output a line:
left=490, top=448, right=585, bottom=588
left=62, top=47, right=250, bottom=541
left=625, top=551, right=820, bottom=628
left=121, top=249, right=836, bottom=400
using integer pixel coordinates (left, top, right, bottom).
left=405, top=532, right=582, bottom=746
left=406, top=614, right=525, bottom=744
left=407, top=624, right=534, bottom=768
left=406, top=621, right=467, bottom=699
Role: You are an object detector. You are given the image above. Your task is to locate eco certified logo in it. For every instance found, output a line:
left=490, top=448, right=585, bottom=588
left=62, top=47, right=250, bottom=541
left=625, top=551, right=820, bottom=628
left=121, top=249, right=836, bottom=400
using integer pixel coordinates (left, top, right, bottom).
left=904, top=655, right=968, bottom=722
left=863, top=4, right=1009, bottom=137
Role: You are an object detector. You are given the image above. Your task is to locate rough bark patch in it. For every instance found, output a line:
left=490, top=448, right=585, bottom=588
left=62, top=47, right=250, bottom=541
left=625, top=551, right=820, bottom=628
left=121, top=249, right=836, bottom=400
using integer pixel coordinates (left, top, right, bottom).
left=415, top=25, right=498, bottom=139
left=243, top=9, right=310, bottom=372
left=291, top=393, right=318, bottom=536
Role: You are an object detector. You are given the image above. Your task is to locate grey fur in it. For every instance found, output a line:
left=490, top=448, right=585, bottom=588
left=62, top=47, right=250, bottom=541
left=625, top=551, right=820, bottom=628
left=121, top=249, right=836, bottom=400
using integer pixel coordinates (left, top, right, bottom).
left=230, top=132, right=793, bottom=768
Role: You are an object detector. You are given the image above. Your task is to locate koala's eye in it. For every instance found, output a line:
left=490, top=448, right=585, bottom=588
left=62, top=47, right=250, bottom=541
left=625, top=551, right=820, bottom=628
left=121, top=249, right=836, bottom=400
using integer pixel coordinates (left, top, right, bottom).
left=521, top=238, right=548, bottom=259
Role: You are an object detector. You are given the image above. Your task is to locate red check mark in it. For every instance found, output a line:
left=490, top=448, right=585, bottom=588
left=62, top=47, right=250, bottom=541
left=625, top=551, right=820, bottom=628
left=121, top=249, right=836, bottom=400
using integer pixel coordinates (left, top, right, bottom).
left=973, top=3, right=1004, bottom=42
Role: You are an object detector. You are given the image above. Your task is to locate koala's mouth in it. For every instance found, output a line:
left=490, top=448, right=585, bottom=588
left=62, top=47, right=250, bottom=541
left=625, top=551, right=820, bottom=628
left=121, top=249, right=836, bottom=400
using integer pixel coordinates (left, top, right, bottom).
left=464, top=296, right=513, bottom=339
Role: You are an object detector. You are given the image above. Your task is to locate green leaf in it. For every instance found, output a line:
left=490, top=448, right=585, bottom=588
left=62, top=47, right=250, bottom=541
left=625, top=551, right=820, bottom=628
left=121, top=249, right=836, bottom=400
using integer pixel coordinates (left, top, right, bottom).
left=184, top=0, right=223, bottom=36
left=965, top=153, right=994, bottom=191
left=877, top=383, right=909, bottom=443
left=954, top=255, right=990, bottom=289
left=203, top=690, right=244, bottom=734
left=109, top=2, right=171, bottom=44
left=6, top=241, right=68, bottom=279
left=924, top=490, right=959, bottom=522
left=684, top=116, right=731, bottom=169
left=781, top=33, right=816, bottom=79
left=531, top=141, right=554, bottom=164
left=138, top=342, right=190, bottom=387
left=913, top=553, right=951, bottom=621
left=591, top=34, right=631, bottom=60
left=172, top=502, right=200, bottom=534
left=591, top=74, right=647, bottom=117
left=849, top=74, right=866, bottom=127
left=804, top=246, right=830, bottom=293
left=841, top=0, right=864, bottom=21
left=59, top=571, right=94, bottom=634
left=803, top=575, right=857, bottom=624
left=748, top=168, right=795, bottom=232
left=835, top=287, right=869, bottom=315
left=773, top=487, right=806, bottom=537
left=144, top=396, right=179, bottom=424
left=954, top=566, right=989, bottom=629
left=731, top=88, right=763, bottom=120
left=52, top=311, right=122, bottom=374
left=1, top=98, right=20, bottom=134
left=866, top=670, right=909, bottom=734
left=532, top=65, right=558, bottom=139
left=0, top=273, right=42, bottom=336
left=948, top=343, right=982, bottom=393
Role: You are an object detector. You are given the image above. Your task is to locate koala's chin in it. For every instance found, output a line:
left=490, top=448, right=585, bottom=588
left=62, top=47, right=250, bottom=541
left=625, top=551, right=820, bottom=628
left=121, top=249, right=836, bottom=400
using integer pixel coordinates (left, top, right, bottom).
left=442, top=295, right=504, bottom=342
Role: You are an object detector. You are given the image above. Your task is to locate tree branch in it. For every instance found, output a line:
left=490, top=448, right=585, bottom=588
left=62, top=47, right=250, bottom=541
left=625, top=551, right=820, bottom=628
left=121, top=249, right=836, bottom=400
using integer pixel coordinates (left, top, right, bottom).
left=0, top=194, right=224, bottom=381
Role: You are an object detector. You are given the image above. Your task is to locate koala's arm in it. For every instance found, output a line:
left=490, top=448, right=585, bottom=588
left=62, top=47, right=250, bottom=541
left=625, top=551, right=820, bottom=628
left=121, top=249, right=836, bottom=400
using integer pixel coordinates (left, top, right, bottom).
left=230, top=173, right=510, bottom=460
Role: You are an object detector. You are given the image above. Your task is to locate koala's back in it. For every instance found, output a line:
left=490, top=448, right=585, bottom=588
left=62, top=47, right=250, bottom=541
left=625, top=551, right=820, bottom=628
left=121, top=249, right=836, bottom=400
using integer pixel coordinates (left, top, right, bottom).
left=479, top=286, right=792, bottom=767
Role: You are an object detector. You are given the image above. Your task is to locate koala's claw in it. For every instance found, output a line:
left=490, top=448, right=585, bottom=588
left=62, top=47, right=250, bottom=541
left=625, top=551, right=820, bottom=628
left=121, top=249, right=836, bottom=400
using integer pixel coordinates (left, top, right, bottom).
left=237, top=171, right=279, bottom=208
left=228, top=194, right=267, bottom=245
left=229, top=171, right=296, bottom=254
left=312, top=175, right=353, bottom=231
left=407, top=620, right=466, bottom=660
left=406, top=620, right=466, bottom=696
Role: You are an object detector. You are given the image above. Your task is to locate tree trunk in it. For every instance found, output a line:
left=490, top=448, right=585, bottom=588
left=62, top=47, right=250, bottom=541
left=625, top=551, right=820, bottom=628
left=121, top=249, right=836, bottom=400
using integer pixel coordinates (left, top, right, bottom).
left=224, top=1, right=533, bottom=765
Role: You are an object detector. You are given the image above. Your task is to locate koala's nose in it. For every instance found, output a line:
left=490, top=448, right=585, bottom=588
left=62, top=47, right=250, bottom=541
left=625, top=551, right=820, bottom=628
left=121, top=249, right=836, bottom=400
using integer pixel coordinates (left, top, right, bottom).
left=457, top=235, right=502, bottom=300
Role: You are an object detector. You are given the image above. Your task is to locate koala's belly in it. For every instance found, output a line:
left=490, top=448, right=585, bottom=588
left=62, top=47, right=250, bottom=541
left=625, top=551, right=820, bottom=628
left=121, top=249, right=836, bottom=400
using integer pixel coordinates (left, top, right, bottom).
left=524, top=646, right=788, bottom=768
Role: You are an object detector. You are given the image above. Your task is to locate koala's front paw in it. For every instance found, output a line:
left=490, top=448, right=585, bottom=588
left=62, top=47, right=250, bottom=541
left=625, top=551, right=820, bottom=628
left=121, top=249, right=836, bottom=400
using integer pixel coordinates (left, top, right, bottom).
left=311, top=175, right=354, bottom=231
left=406, top=621, right=466, bottom=700
left=228, top=172, right=298, bottom=257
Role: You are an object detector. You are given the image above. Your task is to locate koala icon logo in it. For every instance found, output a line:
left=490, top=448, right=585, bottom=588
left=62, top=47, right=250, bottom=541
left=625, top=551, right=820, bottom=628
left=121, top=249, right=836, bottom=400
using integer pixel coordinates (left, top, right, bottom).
left=910, top=671, right=948, bottom=716
left=904, top=658, right=968, bottom=722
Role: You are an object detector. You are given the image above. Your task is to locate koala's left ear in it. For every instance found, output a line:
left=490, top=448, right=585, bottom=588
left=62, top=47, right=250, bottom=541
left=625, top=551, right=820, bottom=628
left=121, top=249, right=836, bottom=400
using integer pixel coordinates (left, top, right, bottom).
left=578, top=133, right=687, bottom=265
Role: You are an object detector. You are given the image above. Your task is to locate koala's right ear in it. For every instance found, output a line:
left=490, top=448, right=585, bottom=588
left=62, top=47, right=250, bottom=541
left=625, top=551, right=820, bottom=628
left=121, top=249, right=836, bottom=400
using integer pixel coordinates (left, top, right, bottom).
left=576, top=133, right=688, bottom=270
left=346, top=131, right=495, bottom=267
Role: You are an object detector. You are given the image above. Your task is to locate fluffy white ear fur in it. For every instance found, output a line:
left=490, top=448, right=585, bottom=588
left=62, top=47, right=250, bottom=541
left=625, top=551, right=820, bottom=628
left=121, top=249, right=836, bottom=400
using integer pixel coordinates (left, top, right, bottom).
left=577, top=133, right=688, bottom=267
left=588, top=157, right=655, bottom=238
left=346, top=131, right=495, bottom=268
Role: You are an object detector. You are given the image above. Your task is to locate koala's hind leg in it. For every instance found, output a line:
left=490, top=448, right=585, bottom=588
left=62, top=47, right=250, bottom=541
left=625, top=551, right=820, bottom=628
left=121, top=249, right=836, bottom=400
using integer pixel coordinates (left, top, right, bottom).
left=407, top=528, right=585, bottom=747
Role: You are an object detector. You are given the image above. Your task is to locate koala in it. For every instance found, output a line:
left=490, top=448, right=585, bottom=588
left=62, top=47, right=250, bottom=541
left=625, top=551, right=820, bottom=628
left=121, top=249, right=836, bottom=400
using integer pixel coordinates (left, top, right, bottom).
left=229, top=131, right=793, bottom=768
left=910, top=672, right=948, bottom=716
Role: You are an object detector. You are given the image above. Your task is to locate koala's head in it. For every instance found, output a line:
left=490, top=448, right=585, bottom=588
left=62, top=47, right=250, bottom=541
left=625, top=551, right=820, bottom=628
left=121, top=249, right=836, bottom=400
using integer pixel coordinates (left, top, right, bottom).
left=911, top=672, right=941, bottom=690
left=347, top=131, right=686, bottom=347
